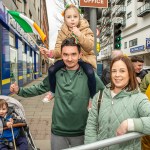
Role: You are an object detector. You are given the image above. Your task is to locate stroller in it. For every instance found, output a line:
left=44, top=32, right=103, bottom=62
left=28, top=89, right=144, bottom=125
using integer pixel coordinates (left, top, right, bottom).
left=0, top=95, right=40, bottom=150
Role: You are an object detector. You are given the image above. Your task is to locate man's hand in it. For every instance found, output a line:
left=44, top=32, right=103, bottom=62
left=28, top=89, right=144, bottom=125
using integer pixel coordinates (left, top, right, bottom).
left=6, top=118, right=14, bottom=128
left=10, top=82, right=19, bottom=94
left=116, top=120, right=128, bottom=136
left=72, top=27, right=81, bottom=37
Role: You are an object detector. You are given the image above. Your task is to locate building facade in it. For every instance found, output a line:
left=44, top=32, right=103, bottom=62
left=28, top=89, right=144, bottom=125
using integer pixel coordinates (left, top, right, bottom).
left=97, top=0, right=150, bottom=68
left=0, top=0, right=49, bottom=95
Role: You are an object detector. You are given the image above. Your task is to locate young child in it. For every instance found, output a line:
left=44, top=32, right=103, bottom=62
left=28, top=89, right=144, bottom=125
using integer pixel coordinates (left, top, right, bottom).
left=0, top=99, right=28, bottom=149
left=40, top=4, right=96, bottom=103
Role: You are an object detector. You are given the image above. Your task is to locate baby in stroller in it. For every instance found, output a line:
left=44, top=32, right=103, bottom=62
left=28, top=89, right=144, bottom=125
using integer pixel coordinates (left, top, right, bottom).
left=0, top=96, right=39, bottom=150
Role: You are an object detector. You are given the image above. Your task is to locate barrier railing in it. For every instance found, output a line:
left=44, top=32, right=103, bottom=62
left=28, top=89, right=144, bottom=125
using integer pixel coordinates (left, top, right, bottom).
left=63, top=132, right=144, bottom=150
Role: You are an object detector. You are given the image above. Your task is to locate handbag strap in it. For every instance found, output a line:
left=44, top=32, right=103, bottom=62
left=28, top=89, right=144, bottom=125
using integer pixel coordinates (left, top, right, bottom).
left=97, top=90, right=103, bottom=115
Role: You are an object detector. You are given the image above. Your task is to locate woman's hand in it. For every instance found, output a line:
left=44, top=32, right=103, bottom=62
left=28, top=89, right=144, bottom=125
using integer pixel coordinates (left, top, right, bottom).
left=116, top=120, right=128, bottom=136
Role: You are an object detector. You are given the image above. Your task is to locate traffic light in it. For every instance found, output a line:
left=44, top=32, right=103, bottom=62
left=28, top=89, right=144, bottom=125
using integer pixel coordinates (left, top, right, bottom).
left=114, top=23, right=122, bottom=49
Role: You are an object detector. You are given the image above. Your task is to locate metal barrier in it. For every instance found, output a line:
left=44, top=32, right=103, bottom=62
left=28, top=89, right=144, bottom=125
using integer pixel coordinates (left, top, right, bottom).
left=63, top=132, right=144, bottom=150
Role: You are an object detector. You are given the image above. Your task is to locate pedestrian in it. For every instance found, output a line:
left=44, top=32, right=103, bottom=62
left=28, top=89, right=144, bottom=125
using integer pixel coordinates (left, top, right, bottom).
left=40, top=4, right=96, bottom=103
left=101, top=50, right=123, bottom=85
left=139, top=73, right=150, bottom=150
left=0, top=99, right=28, bottom=150
left=85, top=55, right=150, bottom=150
left=131, top=56, right=148, bottom=84
left=10, top=37, right=104, bottom=150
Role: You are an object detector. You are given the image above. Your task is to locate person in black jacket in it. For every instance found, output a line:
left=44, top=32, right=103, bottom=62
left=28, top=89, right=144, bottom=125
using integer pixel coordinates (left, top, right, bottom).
left=101, top=50, right=123, bottom=85
left=131, top=56, right=148, bottom=84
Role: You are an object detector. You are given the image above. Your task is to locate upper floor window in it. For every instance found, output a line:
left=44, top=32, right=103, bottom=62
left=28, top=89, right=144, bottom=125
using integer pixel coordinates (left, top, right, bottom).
left=127, top=12, right=132, bottom=19
left=129, top=38, right=137, bottom=47
left=124, top=42, right=127, bottom=49
left=127, top=0, right=132, bottom=6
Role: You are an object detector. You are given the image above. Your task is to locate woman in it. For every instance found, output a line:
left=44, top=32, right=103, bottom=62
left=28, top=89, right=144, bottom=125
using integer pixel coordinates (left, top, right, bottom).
left=85, top=55, right=150, bottom=150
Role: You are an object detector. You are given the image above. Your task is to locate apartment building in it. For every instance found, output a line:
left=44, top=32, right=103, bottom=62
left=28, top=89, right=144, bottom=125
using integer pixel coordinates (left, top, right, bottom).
left=97, top=0, right=150, bottom=68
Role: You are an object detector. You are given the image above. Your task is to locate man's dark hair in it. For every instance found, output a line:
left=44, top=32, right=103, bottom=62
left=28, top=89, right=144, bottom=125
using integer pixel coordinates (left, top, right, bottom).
left=131, top=56, right=144, bottom=63
left=61, top=37, right=81, bottom=53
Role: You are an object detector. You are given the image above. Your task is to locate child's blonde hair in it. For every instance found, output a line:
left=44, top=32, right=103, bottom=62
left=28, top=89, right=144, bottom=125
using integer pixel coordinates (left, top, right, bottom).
left=0, top=99, right=8, bottom=109
left=62, top=4, right=81, bottom=17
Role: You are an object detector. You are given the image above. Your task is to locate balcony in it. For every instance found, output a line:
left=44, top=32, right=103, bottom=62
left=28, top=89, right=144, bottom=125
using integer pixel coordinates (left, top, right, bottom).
left=105, top=28, right=111, bottom=36
left=121, top=19, right=126, bottom=27
left=105, top=19, right=112, bottom=27
left=115, top=0, right=124, bottom=5
left=111, top=0, right=115, bottom=6
left=97, top=17, right=105, bottom=25
left=137, top=3, right=150, bottom=17
left=116, top=6, right=126, bottom=17
left=103, top=8, right=111, bottom=17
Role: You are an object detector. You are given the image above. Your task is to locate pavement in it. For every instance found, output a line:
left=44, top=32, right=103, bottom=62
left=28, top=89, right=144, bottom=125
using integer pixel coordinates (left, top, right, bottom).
left=11, top=74, right=53, bottom=150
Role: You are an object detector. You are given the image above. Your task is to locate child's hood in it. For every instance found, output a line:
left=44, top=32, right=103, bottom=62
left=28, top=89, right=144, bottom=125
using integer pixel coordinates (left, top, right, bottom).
left=61, top=18, right=90, bottom=34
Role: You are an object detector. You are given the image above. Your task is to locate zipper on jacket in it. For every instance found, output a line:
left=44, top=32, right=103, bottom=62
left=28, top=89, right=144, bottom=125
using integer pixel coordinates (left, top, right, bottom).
left=107, top=98, right=114, bottom=139
left=112, top=99, right=114, bottom=105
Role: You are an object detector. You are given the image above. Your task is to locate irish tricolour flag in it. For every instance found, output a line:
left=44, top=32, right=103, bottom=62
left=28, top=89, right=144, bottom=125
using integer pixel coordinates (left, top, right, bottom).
left=8, top=11, right=46, bottom=42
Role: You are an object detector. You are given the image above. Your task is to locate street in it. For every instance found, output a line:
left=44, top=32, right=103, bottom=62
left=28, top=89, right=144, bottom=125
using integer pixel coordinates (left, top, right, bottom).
left=11, top=75, right=53, bottom=150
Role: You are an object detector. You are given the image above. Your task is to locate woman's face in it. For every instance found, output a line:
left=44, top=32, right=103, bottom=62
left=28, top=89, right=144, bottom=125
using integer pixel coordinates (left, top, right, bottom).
left=111, top=60, right=129, bottom=92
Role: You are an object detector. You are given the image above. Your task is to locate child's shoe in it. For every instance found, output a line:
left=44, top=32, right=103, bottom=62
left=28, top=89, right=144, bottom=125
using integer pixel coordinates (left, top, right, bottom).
left=42, top=92, right=54, bottom=103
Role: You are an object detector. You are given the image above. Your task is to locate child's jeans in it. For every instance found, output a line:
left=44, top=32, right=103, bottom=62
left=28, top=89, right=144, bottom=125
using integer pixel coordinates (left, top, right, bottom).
left=0, top=136, right=28, bottom=150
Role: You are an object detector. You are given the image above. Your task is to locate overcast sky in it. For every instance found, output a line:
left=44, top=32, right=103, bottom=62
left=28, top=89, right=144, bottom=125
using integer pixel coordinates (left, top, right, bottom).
left=46, top=0, right=59, bottom=49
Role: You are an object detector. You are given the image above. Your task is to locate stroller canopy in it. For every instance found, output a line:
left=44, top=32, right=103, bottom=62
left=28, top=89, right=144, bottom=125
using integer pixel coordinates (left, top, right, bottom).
left=0, top=95, right=26, bottom=120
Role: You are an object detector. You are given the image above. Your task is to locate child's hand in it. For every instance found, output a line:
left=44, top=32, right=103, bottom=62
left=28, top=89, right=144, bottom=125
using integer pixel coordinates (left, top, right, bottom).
left=39, top=47, right=52, bottom=58
left=72, top=27, right=81, bottom=37
left=6, top=118, right=14, bottom=128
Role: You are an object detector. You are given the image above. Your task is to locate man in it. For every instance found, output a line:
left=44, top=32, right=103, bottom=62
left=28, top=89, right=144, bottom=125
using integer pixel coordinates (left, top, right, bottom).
left=10, top=37, right=104, bottom=150
left=101, top=50, right=123, bottom=85
left=131, top=56, right=148, bottom=84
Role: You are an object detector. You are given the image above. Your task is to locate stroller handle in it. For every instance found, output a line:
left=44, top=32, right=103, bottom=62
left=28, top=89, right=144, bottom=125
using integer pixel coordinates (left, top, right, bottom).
left=3, top=123, right=27, bottom=130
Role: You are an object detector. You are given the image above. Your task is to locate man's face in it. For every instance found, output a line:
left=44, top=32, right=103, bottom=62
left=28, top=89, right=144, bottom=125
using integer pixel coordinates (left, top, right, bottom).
left=132, top=61, right=144, bottom=73
left=61, top=46, right=81, bottom=70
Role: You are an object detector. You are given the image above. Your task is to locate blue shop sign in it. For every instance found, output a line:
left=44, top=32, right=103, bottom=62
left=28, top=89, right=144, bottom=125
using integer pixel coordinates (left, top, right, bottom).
left=146, top=38, right=150, bottom=49
left=130, top=45, right=144, bottom=53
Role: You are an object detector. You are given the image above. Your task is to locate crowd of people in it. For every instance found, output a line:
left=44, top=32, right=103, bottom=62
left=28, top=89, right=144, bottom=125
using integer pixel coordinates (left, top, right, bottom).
left=5, top=3, right=150, bottom=150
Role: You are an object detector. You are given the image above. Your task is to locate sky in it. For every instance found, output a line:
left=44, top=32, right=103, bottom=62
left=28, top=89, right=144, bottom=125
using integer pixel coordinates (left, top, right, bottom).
left=46, top=0, right=60, bottom=49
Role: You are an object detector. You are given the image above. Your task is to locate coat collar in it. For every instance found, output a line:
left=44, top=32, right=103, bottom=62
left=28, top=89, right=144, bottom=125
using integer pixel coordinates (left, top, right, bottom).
left=61, top=19, right=90, bottom=34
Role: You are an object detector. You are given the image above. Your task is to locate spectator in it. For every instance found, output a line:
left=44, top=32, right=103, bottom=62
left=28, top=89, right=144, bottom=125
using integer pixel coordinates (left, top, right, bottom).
left=140, top=73, right=150, bottom=150
left=101, top=50, right=123, bottom=85
left=85, top=55, right=150, bottom=150
left=10, top=37, right=104, bottom=150
left=40, top=4, right=97, bottom=102
left=131, top=56, right=148, bottom=84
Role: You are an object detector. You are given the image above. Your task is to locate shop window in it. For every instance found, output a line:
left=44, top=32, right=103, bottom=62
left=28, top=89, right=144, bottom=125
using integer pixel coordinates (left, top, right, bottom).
left=127, top=0, right=132, bottom=6
left=9, top=33, right=15, bottom=47
left=10, top=47, right=18, bottom=84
